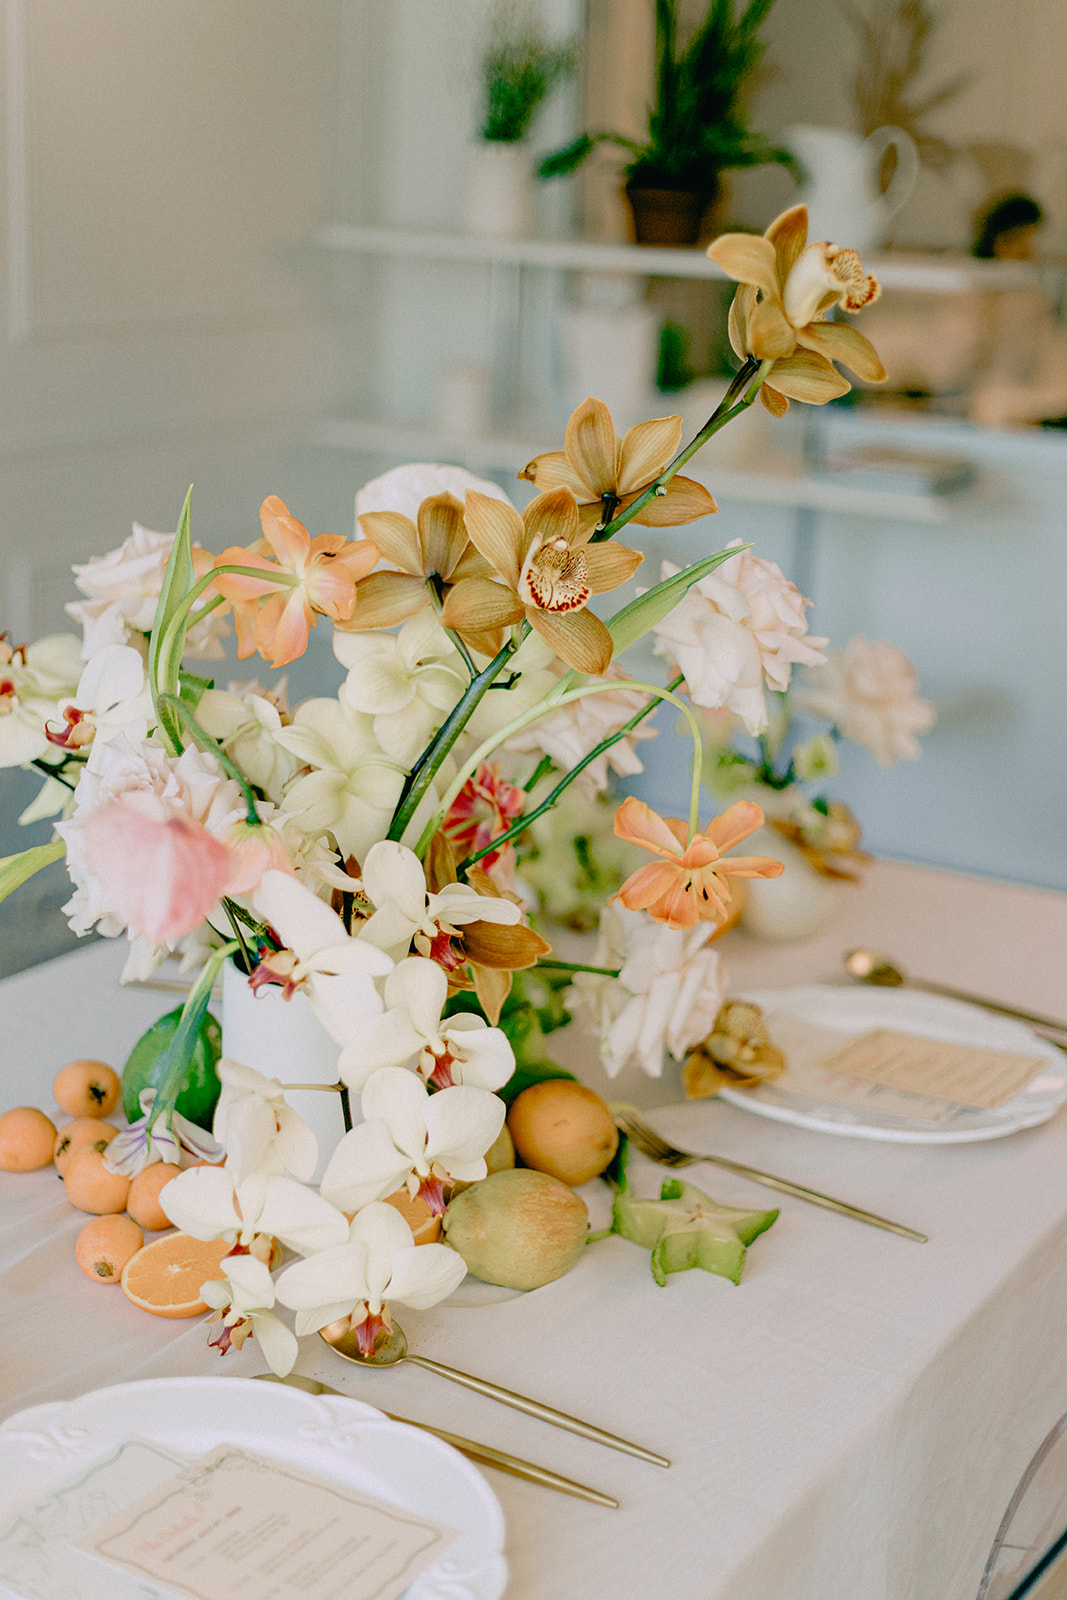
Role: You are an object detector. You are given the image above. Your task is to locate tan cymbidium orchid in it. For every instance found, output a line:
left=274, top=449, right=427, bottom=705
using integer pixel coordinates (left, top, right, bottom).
left=424, top=832, right=551, bottom=1025
left=344, top=491, right=499, bottom=653
left=519, top=396, right=717, bottom=533
left=707, top=204, right=886, bottom=416
left=441, top=486, right=642, bottom=676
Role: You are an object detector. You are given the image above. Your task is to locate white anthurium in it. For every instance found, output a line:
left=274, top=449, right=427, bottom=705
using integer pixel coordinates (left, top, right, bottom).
left=320, top=1066, right=505, bottom=1216
left=160, top=1163, right=349, bottom=1257
left=335, top=612, right=467, bottom=768
left=274, top=698, right=407, bottom=862
left=358, top=838, right=521, bottom=961
left=251, top=869, right=394, bottom=1046
left=275, top=1200, right=467, bottom=1345
left=212, top=1058, right=319, bottom=1185
left=201, top=1252, right=299, bottom=1376
left=103, top=1088, right=224, bottom=1177
left=338, top=957, right=514, bottom=1092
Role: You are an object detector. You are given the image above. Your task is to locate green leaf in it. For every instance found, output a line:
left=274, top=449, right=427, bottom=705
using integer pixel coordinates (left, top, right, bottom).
left=0, top=839, right=65, bottom=907
left=611, top=1177, right=777, bottom=1286
left=178, top=669, right=213, bottom=715
left=497, top=1058, right=576, bottom=1105
left=608, top=545, right=746, bottom=657
left=148, top=485, right=196, bottom=754
left=122, top=1005, right=223, bottom=1131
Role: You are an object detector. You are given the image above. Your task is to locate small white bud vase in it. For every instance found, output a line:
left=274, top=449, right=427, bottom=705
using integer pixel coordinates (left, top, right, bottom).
left=464, top=139, right=531, bottom=239
left=739, top=826, right=844, bottom=943
left=221, top=960, right=355, bottom=1180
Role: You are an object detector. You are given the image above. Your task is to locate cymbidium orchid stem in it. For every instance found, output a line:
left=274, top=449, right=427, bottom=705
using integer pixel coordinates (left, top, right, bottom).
left=450, top=672, right=697, bottom=871
left=30, top=758, right=77, bottom=791
left=387, top=638, right=516, bottom=845
left=591, top=356, right=770, bottom=544
left=156, top=693, right=262, bottom=826
left=534, top=959, right=622, bottom=978
left=340, top=1086, right=353, bottom=1134
left=222, top=898, right=253, bottom=974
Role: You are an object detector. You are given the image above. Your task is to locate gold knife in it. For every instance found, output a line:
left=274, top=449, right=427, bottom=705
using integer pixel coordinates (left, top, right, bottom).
left=252, top=1372, right=619, bottom=1508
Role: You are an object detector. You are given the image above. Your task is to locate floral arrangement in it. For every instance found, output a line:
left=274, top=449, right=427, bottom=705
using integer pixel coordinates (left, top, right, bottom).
left=0, top=204, right=890, bottom=1374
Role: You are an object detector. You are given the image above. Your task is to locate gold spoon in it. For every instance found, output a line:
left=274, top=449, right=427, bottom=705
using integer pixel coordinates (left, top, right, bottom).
left=844, top=948, right=1067, bottom=1043
left=319, top=1319, right=669, bottom=1467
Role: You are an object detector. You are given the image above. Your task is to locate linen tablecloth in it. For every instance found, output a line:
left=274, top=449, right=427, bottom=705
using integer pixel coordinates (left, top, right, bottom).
left=2, top=858, right=1066, bottom=1600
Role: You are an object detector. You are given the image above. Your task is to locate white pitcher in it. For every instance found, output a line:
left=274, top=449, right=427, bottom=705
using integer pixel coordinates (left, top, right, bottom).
left=784, top=124, right=920, bottom=255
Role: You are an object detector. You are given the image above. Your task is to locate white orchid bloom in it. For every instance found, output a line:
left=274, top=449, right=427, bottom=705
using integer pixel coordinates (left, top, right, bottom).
left=212, top=1058, right=319, bottom=1185
left=274, top=699, right=407, bottom=862
left=358, top=838, right=520, bottom=961
left=201, top=1253, right=299, bottom=1376
left=103, top=1088, right=223, bottom=1177
left=339, top=957, right=514, bottom=1092
left=251, top=868, right=393, bottom=1045
left=72, top=644, right=154, bottom=768
left=197, top=684, right=298, bottom=803
left=335, top=612, right=467, bottom=768
left=161, top=1163, right=349, bottom=1257
left=275, top=1200, right=467, bottom=1350
left=320, top=1067, right=505, bottom=1215
left=0, top=633, right=82, bottom=769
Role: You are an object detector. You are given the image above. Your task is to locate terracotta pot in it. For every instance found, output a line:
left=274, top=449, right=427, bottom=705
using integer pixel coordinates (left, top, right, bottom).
left=624, top=181, right=715, bottom=246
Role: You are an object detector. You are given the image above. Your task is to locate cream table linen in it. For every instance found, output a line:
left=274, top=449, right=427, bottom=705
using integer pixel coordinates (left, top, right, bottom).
left=1, top=858, right=1066, bottom=1600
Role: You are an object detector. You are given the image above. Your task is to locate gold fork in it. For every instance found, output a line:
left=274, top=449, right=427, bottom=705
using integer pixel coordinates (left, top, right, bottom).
left=611, top=1103, right=928, bottom=1244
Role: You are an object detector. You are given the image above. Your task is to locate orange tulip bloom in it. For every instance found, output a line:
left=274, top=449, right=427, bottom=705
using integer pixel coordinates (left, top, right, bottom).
left=213, top=497, right=380, bottom=669
left=613, top=796, right=783, bottom=931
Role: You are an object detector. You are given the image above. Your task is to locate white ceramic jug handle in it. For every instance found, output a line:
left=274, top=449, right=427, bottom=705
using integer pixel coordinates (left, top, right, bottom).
left=865, top=125, right=920, bottom=221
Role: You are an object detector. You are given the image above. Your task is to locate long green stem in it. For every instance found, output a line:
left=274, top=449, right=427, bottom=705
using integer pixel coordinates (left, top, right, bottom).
left=534, top=959, right=622, bottom=977
left=157, top=562, right=299, bottom=674
left=147, top=941, right=237, bottom=1126
left=591, top=357, right=771, bottom=544
left=156, top=693, right=262, bottom=825
left=387, top=638, right=516, bottom=844
left=432, top=674, right=701, bottom=863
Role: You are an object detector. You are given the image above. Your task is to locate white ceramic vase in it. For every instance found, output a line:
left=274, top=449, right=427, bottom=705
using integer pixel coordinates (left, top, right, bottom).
left=463, top=140, right=530, bottom=239
left=221, top=961, right=354, bottom=1181
left=739, top=825, right=845, bottom=943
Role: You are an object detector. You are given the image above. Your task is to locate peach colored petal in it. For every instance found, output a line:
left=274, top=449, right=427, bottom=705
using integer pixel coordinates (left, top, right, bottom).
left=259, top=496, right=310, bottom=570
left=614, top=860, right=681, bottom=912
left=728, top=283, right=757, bottom=361
left=564, top=397, right=619, bottom=497
left=211, top=547, right=280, bottom=603
left=760, top=381, right=790, bottom=417
left=705, top=800, right=765, bottom=853
left=767, top=350, right=851, bottom=403
left=624, top=476, right=718, bottom=526
left=714, top=853, right=784, bottom=880
left=795, top=321, right=886, bottom=383
left=613, top=796, right=686, bottom=859
left=616, top=415, right=682, bottom=494
left=583, top=542, right=644, bottom=595
left=255, top=589, right=313, bottom=668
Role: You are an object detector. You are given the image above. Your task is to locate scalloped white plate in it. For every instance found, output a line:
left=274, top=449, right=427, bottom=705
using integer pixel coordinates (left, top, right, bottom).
left=0, top=1377, right=506, bottom=1600
left=718, top=985, right=1067, bottom=1143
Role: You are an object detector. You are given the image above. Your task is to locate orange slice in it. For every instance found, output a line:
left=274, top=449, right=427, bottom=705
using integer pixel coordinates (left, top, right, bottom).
left=120, top=1231, right=231, bottom=1318
left=382, top=1186, right=442, bottom=1244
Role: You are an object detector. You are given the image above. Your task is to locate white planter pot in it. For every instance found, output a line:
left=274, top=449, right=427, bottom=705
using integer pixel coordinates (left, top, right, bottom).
left=464, top=140, right=530, bottom=239
left=739, top=826, right=846, bottom=943
left=221, top=961, right=355, bottom=1181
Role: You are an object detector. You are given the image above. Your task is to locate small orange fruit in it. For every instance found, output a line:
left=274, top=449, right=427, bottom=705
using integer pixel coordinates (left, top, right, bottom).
left=63, top=1145, right=131, bottom=1215
left=126, top=1162, right=182, bottom=1231
left=507, top=1079, right=619, bottom=1187
left=53, top=1117, right=118, bottom=1177
left=75, top=1214, right=144, bottom=1283
left=120, top=1231, right=232, bottom=1318
left=0, top=1107, right=58, bottom=1172
left=53, top=1059, right=121, bottom=1119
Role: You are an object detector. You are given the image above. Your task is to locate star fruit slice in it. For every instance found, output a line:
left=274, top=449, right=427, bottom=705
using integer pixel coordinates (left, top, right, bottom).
left=612, top=1178, right=778, bottom=1287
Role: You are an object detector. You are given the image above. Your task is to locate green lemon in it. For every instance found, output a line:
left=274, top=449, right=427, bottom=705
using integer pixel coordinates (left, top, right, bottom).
left=121, top=1006, right=223, bottom=1131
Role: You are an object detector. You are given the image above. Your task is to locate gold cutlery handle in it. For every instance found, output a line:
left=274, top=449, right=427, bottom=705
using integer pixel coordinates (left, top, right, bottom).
left=908, top=978, right=1067, bottom=1043
left=405, top=1354, right=670, bottom=1467
left=252, top=1373, right=619, bottom=1507
left=674, top=1149, right=928, bottom=1243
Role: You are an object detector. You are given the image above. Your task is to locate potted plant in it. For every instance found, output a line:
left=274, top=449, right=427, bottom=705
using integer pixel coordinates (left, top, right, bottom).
left=540, top=0, right=793, bottom=245
left=465, top=7, right=578, bottom=239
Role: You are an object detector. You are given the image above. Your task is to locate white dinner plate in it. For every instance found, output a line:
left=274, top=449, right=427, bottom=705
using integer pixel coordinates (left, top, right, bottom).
left=0, top=1377, right=507, bottom=1600
left=718, top=985, right=1067, bottom=1143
